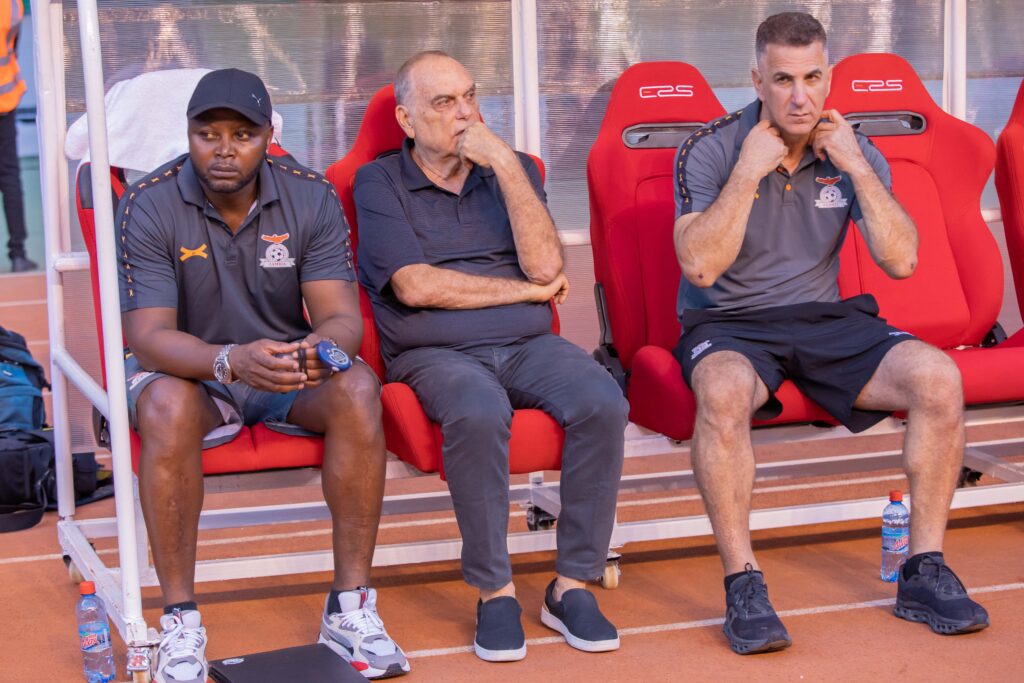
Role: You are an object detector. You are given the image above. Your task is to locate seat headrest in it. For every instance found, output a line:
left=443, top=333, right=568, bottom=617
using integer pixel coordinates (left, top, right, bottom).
left=602, top=61, right=724, bottom=131
left=349, top=84, right=406, bottom=160
left=827, top=53, right=937, bottom=117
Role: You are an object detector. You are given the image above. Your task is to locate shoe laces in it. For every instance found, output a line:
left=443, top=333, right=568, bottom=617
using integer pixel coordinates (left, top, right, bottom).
left=921, top=556, right=967, bottom=597
left=334, top=606, right=386, bottom=638
left=737, top=564, right=774, bottom=616
left=160, top=620, right=205, bottom=659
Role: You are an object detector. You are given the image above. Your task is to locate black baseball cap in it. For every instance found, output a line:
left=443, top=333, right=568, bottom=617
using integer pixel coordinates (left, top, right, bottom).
left=187, top=68, right=272, bottom=127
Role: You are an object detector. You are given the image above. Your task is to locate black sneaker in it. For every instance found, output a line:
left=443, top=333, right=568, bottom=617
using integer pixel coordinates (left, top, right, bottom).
left=540, top=579, right=620, bottom=652
left=723, top=565, right=792, bottom=655
left=894, top=553, right=989, bottom=634
left=474, top=596, right=526, bottom=662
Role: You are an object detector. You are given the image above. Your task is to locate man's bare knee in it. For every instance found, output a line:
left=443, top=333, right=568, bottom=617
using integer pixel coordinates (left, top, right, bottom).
left=692, top=352, right=767, bottom=426
left=904, top=347, right=963, bottom=415
left=321, top=364, right=382, bottom=422
left=136, top=376, right=217, bottom=443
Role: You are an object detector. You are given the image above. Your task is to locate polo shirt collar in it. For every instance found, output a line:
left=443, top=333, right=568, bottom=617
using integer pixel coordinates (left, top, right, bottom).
left=399, top=138, right=495, bottom=194
left=177, top=156, right=280, bottom=211
left=734, top=99, right=819, bottom=173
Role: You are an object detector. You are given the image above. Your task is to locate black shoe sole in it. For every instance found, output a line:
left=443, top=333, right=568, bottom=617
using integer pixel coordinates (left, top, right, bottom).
left=722, top=623, right=792, bottom=655
left=894, top=600, right=990, bottom=635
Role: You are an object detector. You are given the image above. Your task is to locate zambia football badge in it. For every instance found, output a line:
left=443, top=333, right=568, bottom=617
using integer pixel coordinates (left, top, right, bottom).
left=260, top=232, right=296, bottom=268
left=814, top=176, right=848, bottom=209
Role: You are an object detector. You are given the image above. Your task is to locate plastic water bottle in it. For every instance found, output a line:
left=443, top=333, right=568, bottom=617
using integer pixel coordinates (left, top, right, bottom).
left=881, top=490, right=910, bottom=582
left=77, top=581, right=115, bottom=682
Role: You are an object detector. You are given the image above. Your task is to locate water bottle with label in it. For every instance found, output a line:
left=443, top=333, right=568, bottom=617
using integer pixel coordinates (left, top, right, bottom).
left=881, top=490, right=910, bottom=582
left=77, top=581, right=115, bottom=682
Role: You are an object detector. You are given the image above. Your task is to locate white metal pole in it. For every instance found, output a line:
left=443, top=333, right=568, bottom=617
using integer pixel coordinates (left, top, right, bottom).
left=942, top=0, right=967, bottom=119
left=75, top=0, right=149, bottom=645
left=510, top=0, right=541, bottom=156
left=31, top=0, right=77, bottom=518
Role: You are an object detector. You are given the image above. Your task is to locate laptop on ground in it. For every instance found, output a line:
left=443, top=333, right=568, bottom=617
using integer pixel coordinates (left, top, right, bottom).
left=209, top=643, right=364, bottom=682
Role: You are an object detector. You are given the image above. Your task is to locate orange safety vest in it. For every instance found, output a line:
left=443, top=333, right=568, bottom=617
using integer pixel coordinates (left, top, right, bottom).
left=0, top=0, right=25, bottom=114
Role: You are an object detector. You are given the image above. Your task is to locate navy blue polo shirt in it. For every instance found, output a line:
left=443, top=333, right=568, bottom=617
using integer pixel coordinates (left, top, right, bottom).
left=117, top=153, right=355, bottom=345
left=673, top=99, right=891, bottom=317
left=354, top=139, right=552, bottom=364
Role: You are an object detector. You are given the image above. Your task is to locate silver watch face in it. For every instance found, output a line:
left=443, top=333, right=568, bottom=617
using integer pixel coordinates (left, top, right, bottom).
left=214, top=352, right=231, bottom=383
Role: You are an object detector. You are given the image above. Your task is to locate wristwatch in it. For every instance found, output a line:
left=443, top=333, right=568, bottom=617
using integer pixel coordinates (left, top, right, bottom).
left=213, top=344, right=238, bottom=384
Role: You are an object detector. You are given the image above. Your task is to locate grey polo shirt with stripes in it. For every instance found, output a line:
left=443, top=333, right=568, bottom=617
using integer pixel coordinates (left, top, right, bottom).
left=117, top=153, right=355, bottom=345
left=674, top=99, right=891, bottom=319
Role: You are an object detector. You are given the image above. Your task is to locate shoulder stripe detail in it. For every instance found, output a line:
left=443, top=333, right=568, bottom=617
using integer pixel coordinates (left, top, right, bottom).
left=119, top=160, right=186, bottom=297
left=266, top=157, right=338, bottom=197
left=676, top=109, right=743, bottom=207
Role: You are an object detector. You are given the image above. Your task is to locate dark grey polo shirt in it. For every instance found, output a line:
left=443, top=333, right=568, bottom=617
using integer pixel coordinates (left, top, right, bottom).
left=117, top=153, right=355, bottom=345
left=354, top=139, right=552, bottom=364
left=673, top=99, right=891, bottom=318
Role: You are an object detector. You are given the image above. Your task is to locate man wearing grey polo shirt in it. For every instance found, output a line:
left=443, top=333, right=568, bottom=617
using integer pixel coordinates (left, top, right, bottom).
left=118, top=69, right=408, bottom=681
left=673, top=12, right=988, bottom=656
left=355, top=51, right=627, bottom=662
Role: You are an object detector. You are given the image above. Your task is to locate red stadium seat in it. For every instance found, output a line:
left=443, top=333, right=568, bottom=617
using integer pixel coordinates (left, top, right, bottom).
left=826, top=53, right=1024, bottom=405
left=587, top=61, right=834, bottom=442
left=74, top=142, right=326, bottom=475
left=325, top=84, right=565, bottom=477
left=995, top=78, right=1024, bottom=323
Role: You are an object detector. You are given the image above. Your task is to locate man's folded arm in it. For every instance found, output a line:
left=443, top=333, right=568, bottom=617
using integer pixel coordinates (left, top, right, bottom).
left=492, top=152, right=563, bottom=285
left=389, top=263, right=553, bottom=310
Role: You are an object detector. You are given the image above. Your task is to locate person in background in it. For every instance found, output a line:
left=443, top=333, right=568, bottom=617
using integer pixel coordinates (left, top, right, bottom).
left=0, top=0, right=34, bottom=272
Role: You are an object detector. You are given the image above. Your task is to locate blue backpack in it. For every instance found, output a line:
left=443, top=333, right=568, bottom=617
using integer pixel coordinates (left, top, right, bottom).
left=0, top=325, right=49, bottom=431
left=0, top=326, right=52, bottom=531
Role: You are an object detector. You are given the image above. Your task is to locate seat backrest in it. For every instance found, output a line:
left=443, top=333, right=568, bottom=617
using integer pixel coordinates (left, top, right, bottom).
left=587, top=62, right=726, bottom=369
left=826, top=53, right=1000, bottom=348
left=325, top=84, right=552, bottom=379
left=995, top=78, right=1024, bottom=322
left=75, top=144, right=296, bottom=381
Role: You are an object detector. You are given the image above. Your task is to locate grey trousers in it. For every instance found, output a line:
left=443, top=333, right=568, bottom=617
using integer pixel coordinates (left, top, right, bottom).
left=387, top=333, right=628, bottom=590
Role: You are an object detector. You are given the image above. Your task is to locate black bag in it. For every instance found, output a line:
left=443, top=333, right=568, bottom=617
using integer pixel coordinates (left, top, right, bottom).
left=0, top=429, right=53, bottom=532
left=0, top=326, right=111, bottom=531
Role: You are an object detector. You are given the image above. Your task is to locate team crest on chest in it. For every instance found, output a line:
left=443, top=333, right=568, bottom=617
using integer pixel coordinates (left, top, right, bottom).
left=260, top=232, right=296, bottom=268
left=814, top=176, right=848, bottom=209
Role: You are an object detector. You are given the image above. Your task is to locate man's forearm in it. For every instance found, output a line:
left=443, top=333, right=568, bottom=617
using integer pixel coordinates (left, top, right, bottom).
left=850, top=167, right=918, bottom=279
left=128, top=328, right=221, bottom=380
left=491, top=153, right=563, bottom=284
left=313, top=313, right=363, bottom=360
left=675, top=167, right=761, bottom=287
left=392, top=263, right=541, bottom=310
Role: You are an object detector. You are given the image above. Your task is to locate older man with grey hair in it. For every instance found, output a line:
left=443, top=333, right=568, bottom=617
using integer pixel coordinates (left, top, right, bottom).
left=355, top=50, right=628, bottom=663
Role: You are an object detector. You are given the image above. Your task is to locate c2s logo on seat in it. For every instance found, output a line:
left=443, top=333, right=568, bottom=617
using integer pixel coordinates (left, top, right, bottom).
left=851, top=79, right=903, bottom=92
left=639, top=84, right=695, bottom=99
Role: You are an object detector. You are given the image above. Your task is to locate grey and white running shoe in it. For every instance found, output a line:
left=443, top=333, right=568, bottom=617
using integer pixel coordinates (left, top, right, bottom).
left=155, top=610, right=208, bottom=683
left=319, top=587, right=410, bottom=679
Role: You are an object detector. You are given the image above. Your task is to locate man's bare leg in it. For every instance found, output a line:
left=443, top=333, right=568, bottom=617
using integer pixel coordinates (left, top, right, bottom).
left=854, top=341, right=964, bottom=554
left=135, top=377, right=221, bottom=606
left=690, top=351, right=770, bottom=575
left=287, top=364, right=387, bottom=591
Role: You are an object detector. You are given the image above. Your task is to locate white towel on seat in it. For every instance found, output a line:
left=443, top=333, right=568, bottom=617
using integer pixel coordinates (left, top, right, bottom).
left=64, top=67, right=285, bottom=180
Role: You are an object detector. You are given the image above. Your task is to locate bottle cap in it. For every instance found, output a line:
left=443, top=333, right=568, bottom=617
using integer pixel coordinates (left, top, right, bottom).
left=889, top=490, right=903, bottom=502
left=79, top=581, right=96, bottom=595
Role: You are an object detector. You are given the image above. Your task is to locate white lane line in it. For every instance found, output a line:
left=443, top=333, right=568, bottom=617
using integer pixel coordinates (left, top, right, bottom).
left=0, top=474, right=908, bottom=566
left=404, top=582, right=1024, bottom=659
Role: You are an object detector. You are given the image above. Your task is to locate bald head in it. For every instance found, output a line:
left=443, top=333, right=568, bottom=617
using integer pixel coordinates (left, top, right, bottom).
left=395, top=50, right=462, bottom=108
left=393, top=51, right=480, bottom=158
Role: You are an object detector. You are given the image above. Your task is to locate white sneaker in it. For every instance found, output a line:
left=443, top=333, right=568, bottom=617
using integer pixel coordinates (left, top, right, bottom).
left=155, top=610, right=208, bottom=683
left=318, top=587, right=410, bottom=679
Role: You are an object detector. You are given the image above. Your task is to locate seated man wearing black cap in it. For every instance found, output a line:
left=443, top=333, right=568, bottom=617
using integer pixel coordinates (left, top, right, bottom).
left=117, top=69, right=408, bottom=682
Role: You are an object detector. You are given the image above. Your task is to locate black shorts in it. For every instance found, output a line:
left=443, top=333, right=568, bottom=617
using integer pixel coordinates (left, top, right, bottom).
left=673, top=294, right=916, bottom=433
